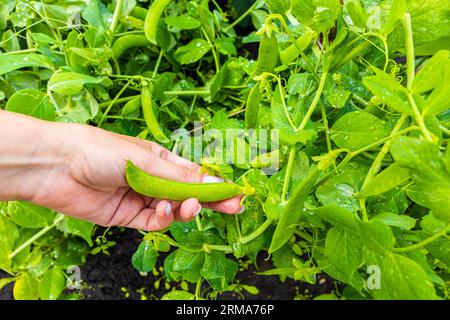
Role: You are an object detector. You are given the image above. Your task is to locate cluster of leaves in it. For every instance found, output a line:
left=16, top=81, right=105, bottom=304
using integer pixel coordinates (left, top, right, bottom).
left=1, top=0, right=450, bottom=300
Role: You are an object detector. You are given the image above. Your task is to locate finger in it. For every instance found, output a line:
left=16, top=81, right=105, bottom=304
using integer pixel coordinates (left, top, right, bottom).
left=174, top=198, right=201, bottom=222
left=117, top=134, right=201, bottom=171
left=127, top=201, right=173, bottom=231
left=203, top=196, right=243, bottom=214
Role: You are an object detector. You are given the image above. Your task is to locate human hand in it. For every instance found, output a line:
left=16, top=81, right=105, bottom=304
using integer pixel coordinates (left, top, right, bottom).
left=0, top=111, right=242, bottom=231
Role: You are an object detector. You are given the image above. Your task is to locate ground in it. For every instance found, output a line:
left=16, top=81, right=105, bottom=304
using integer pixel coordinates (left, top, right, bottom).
left=0, top=227, right=339, bottom=300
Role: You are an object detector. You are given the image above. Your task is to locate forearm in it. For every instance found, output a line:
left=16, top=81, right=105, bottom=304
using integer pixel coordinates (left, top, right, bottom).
left=0, top=110, right=72, bottom=201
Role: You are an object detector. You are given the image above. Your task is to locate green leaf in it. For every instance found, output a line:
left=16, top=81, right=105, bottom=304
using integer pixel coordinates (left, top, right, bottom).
left=6, top=88, right=55, bottom=121
left=56, top=216, right=94, bottom=246
left=165, top=15, right=201, bottom=30
left=161, top=290, right=195, bottom=300
left=13, top=272, right=39, bottom=300
left=131, top=240, right=158, bottom=272
left=291, top=0, right=340, bottom=33
left=359, top=163, right=410, bottom=197
left=168, top=249, right=205, bottom=283
left=391, top=137, right=450, bottom=223
left=324, top=77, right=351, bottom=108
left=0, top=276, right=16, bottom=290
left=423, top=60, right=450, bottom=116
left=8, top=201, right=56, bottom=228
left=363, top=69, right=411, bottom=115
left=0, top=53, right=54, bottom=75
left=325, top=227, right=363, bottom=283
left=412, top=50, right=449, bottom=94
left=201, top=251, right=238, bottom=291
left=374, top=253, right=436, bottom=300
left=48, top=71, right=106, bottom=96
left=269, top=166, right=321, bottom=253
left=330, top=111, right=391, bottom=151
left=39, top=266, right=66, bottom=300
left=373, top=213, right=416, bottom=230
left=174, top=39, right=211, bottom=65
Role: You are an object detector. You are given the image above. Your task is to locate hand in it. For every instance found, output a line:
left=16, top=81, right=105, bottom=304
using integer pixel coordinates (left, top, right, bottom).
left=0, top=111, right=242, bottom=231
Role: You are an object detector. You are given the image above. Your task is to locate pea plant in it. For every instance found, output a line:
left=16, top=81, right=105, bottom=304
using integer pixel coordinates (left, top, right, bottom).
left=1, top=0, right=450, bottom=300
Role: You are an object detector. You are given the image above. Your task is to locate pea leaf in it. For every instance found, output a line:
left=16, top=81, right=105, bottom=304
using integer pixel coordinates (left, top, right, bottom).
left=330, top=111, right=391, bottom=150
left=174, top=39, right=211, bottom=65
left=391, top=137, right=450, bottom=223
left=48, top=71, right=106, bottom=96
left=13, top=272, right=39, bottom=300
left=0, top=53, right=54, bottom=75
left=131, top=240, right=158, bottom=272
left=8, top=201, right=56, bottom=228
left=56, top=216, right=94, bottom=246
left=161, top=290, right=195, bottom=300
left=359, top=163, right=411, bottom=197
left=291, top=0, right=340, bottom=33
left=6, top=88, right=55, bottom=121
left=165, top=15, right=201, bottom=30
left=39, top=266, right=66, bottom=300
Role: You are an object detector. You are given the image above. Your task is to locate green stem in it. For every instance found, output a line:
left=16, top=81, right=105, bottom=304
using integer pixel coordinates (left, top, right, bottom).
left=98, top=80, right=131, bottom=127
left=296, top=71, right=328, bottom=131
left=201, top=27, right=220, bottom=73
left=205, top=244, right=233, bottom=253
left=9, top=215, right=65, bottom=259
left=164, top=90, right=210, bottom=96
left=225, top=0, right=261, bottom=32
left=407, top=93, right=434, bottom=143
left=393, top=224, right=450, bottom=253
left=110, top=0, right=124, bottom=34
left=152, top=50, right=164, bottom=79
left=402, top=13, right=415, bottom=90
left=99, top=95, right=140, bottom=109
left=195, top=279, right=202, bottom=299
left=281, top=146, right=296, bottom=202
left=240, top=219, right=273, bottom=244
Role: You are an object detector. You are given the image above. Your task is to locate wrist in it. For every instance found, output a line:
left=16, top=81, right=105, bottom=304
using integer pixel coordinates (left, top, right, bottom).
left=0, top=110, right=74, bottom=202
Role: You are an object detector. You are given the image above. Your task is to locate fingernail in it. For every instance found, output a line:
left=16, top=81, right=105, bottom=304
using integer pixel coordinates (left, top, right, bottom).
left=194, top=205, right=202, bottom=217
left=165, top=203, right=172, bottom=217
left=203, top=175, right=224, bottom=183
left=238, top=205, right=245, bottom=214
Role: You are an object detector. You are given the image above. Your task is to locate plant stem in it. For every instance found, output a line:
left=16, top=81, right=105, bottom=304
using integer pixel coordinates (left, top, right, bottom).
left=393, top=224, right=450, bottom=253
left=225, top=0, right=261, bottom=32
left=195, top=279, right=202, bottom=299
left=98, top=80, right=131, bottom=127
left=164, top=90, right=210, bottom=96
left=402, top=13, right=415, bottom=90
left=297, top=71, right=328, bottom=131
left=240, top=219, right=273, bottom=244
left=205, top=244, right=233, bottom=253
left=152, top=50, right=164, bottom=79
left=407, top=93, right=434, bottom=143
left=110, top=0, right=124, bottom=34
left=99, top=95, right=140, bottom=108
left=9, top=215, right=65, bottom=259
left=281, top=146, right=296, bottom=202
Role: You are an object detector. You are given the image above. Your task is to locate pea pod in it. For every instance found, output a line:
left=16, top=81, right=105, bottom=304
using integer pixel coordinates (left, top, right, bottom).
left=131, top=6, right=148, bottom=20
left=144, top=0, right=171, bottom=44
left=112, top=35, right=150, bottom=60
left=141, top=82, right=170, bottom=143
left=244, top=82, right=262, bottom=129
left=126, top=161, right=244, bottom=202
left=254, top=32, right=278, bottom=76
left=121, top=96, right=141, bottom=116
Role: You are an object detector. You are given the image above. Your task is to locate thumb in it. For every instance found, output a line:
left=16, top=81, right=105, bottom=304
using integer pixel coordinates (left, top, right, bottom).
left=132, top=151, right=205, bottom=184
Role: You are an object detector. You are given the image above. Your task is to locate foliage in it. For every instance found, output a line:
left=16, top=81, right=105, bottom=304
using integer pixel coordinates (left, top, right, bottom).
left=0, top=0, right=450, bottom=300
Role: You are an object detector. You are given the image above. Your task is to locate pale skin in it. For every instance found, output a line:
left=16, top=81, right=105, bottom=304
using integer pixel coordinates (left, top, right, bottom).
left=0, top=110, right=242, bottom=231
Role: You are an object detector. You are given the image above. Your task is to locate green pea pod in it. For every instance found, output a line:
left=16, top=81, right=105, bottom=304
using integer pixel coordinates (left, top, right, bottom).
left=144, top=0, right=171, bottom=44
left=268, top=165, right=321, bottom=254
left=131, top=6, right=148, bottom=20
left=126, top=161, right=244, bottom=202
left=254, top=32, right=279, bottom=76
left=279, top=31, right=315, bottom=65
left=141, top=83, right=170, bottom=144
left=244, top=82, right=262, bottom=129
left=121, top=96, right=141, bottom=116
left=112, top=35, right=150, bottom=60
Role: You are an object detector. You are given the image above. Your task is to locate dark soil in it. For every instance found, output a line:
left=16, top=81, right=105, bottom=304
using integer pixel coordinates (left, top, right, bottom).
left=0, top=227, right=340, bottom=300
